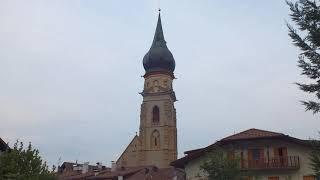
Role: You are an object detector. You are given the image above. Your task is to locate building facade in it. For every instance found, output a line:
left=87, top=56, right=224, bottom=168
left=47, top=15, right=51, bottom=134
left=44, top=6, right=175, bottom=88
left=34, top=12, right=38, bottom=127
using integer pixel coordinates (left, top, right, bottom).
left=116, top=12, right=177, bottom=168
left=171, top=128, right=317, bottom=180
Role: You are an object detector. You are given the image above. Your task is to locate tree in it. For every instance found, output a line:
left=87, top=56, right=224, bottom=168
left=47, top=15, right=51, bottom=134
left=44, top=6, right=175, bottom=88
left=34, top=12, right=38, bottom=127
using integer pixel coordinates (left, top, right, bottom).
left=0, top=140, right=56, bottom=180
left=200, top=148, right=244, bottom=180
left=287, top=0, right=320, bottom=114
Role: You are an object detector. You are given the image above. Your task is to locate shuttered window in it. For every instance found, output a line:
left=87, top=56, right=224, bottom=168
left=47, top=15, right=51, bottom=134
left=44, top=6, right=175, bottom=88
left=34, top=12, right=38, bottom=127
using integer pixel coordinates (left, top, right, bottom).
left=303, top=175, right=316, bottom=180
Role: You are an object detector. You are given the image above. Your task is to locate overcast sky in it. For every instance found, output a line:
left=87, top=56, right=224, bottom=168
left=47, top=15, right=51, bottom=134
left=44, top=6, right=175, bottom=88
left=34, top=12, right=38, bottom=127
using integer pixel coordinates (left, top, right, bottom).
left=0, top=0, right=319, bottom=167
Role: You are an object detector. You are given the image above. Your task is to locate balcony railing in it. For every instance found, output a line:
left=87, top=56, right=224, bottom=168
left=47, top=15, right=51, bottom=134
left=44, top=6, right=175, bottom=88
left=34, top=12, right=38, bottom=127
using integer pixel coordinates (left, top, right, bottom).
left=241, top=156, right=300, bottom=170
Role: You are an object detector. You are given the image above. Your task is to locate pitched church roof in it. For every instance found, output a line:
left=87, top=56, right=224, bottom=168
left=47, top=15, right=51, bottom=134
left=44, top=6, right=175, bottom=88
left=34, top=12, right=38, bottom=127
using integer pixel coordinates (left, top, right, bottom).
left=143, top=11, right=175, bottom=74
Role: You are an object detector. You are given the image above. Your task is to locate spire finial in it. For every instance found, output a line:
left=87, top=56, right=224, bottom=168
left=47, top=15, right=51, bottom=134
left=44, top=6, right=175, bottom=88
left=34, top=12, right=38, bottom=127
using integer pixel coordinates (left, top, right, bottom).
left=151, top=9, right=166, bottom=48
left=158, top=8, right=161, bottom=12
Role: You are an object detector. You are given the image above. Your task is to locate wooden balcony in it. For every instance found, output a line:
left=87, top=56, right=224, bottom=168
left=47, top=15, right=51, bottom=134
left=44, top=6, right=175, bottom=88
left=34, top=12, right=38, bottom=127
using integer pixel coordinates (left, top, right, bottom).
left=241, top=156, right=300, bottom=170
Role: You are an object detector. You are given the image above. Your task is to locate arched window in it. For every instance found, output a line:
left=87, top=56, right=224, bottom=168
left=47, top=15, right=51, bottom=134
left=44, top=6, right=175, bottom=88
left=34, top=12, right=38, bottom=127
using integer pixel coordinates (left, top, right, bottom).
left=152, top=106, right=160, bottom=123
left=151, top=130, right=160, bottom=149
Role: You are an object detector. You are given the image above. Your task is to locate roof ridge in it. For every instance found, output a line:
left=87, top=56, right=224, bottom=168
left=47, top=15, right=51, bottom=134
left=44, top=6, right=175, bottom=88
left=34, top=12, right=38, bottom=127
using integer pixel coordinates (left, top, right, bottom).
left=249, top=128, right=285, bottom=135
left=221, top=128, right=284, bottom=141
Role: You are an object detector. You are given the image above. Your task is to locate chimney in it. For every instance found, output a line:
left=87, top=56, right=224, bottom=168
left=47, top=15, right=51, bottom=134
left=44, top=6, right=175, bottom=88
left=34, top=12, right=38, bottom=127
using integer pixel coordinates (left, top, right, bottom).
left=82, top=162, right=89, bottom=174
left=96, top=162, right=102, bottom=170
left=111, top=161, right=116, bottom=172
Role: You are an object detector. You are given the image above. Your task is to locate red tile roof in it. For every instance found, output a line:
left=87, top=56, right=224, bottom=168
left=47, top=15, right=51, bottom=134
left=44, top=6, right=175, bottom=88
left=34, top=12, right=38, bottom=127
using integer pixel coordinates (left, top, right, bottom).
left=63, top=166, right=184, bottom=180
left=221, top=128, right=284, bottom=141
left=88, top=166, right=145, bottom=179
left=126, top=167, right=181, bottom=180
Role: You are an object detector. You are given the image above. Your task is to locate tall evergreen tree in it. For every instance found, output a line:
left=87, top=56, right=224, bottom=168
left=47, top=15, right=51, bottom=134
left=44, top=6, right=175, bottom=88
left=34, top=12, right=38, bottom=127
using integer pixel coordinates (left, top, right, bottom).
left=287, top=0, right=320, bottom=114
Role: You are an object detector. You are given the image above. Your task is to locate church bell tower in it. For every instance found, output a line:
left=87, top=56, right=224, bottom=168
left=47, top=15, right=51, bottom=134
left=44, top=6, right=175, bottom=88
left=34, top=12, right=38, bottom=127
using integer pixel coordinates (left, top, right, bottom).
left=116, top=11, right=177, bottom=168
left=139, top=11, right=177, bottom=168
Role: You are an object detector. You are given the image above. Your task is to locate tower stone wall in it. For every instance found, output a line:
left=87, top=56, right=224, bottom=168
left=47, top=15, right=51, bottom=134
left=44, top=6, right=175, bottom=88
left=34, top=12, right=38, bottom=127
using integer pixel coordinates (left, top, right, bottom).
left=116, top=12, right=177, bottom=168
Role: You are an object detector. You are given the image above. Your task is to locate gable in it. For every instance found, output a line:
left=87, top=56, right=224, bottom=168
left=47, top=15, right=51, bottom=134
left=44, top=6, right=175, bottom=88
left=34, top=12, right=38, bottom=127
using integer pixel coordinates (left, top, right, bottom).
left=116, top=135, right=141, bottom=166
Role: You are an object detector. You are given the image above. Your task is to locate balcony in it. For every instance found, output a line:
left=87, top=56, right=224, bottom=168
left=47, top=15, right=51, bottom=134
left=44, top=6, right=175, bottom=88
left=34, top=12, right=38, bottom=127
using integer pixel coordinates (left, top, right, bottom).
left=241, top=156, right=300, bottom=170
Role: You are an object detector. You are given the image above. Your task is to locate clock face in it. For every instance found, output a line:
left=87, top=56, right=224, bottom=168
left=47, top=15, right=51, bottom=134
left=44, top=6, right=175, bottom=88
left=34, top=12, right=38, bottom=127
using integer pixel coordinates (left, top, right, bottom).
left=144, top=78, right=172, bottom=93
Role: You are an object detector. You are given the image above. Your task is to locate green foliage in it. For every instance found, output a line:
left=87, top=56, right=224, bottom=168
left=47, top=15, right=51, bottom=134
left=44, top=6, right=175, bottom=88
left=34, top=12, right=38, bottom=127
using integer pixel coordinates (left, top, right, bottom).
left=200, top=148, right=243, bottom=180
left=287, top=0, right=320, bottom=114
left=0, top=140, right=56, bottom=180
left=309, top=136, right=320, bottom=177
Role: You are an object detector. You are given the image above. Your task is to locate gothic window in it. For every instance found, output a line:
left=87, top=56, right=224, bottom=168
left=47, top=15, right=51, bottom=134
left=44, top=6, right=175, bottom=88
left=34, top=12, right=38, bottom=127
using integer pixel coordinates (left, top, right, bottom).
left=152, top=106, right=160, bottom=123
left=151, top=130, right=160, bottom=149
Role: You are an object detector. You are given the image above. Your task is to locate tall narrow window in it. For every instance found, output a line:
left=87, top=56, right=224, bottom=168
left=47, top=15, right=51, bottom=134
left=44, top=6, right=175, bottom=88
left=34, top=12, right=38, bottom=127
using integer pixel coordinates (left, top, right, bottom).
left=151, top=130, right=160, bottom=149
left=152, top=106, right=160, bottom=123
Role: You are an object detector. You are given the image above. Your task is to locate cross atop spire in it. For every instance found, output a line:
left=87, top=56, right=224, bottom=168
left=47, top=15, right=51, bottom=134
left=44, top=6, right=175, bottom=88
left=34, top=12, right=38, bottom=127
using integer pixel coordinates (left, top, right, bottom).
left=151, top=11, right=167, bottom=48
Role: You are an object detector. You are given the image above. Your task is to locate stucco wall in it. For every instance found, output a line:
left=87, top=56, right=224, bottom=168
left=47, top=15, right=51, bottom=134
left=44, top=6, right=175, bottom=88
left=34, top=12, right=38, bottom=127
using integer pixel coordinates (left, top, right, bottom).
left=184, top=155, right=209, bottom=180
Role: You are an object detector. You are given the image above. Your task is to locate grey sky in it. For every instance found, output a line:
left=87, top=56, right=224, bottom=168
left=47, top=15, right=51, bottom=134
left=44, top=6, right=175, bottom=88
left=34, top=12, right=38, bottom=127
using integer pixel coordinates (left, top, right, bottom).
left=0, top=0, right=318, bottom=167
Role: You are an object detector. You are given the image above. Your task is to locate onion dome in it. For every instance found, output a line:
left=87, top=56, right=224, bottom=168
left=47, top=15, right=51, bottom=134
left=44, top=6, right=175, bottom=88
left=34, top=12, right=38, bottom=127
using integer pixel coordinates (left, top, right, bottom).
left=143, top=12, right=175, bottom=74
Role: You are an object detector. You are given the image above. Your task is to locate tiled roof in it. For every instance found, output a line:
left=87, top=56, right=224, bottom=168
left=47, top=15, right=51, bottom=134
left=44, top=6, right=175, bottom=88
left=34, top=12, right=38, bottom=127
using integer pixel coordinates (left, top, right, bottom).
left=58, top=166, right=184, bottom=180
left=88, top=166, right=146, bottom=179
left=184, top=148, right=203, bottom=155
left=221, top=128, right=284, bottom=141
left=126, top=167, right=180, bottom=180
left=57, top=171, right=82, bottom=180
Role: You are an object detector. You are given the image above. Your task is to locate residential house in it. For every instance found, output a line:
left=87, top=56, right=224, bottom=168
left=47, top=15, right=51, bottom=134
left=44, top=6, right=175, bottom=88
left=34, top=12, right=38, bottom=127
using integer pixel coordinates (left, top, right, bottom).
left=57, top=161, right=108, bottom=178
left=171, top=128, right=317, bottom=180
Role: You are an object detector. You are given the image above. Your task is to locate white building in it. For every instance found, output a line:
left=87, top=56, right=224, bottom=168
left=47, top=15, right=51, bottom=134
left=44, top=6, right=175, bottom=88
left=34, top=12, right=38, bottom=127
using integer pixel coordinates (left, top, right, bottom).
left=171, top=128, right=317, bottom=180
